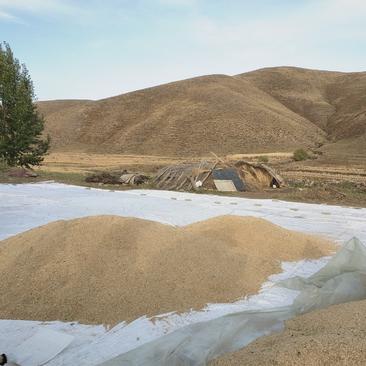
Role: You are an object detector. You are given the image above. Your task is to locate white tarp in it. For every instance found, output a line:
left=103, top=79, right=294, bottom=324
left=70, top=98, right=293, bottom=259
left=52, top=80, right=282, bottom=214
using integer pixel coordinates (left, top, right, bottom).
left=4, top=238, right=361, bottom=366
left=0, top=256, right=329, bottom=366
left=2, top=328, right=73, bottom=366
left=0, top=182, right=365, bottom=243
left=1, top=183, right=366, bottom=365
left=99, top=238, right=366, bottom=366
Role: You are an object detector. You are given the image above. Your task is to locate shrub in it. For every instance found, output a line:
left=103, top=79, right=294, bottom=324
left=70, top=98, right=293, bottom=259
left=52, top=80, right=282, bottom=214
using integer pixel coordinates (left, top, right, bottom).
left=293, top=149, right=309, bottom=161
left=258, top=155, right=269, bottom=163
left=0, top=158, right=8, bottom=172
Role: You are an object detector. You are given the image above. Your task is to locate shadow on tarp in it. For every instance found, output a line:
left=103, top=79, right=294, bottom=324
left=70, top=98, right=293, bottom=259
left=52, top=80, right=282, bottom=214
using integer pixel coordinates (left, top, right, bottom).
left=99, top=237, right=366, bottom=366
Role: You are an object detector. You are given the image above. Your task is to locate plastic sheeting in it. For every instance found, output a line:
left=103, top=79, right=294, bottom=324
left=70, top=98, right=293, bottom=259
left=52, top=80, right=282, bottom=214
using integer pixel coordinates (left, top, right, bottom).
left=1, top=183, right=365, bottom=243
left=0, top=256, right=328, bottom=366
left=99, top=238, right=366, bottom=366
left=3, top=328, right=73, bottom=366
left=1, top=183, right=366, bottom=365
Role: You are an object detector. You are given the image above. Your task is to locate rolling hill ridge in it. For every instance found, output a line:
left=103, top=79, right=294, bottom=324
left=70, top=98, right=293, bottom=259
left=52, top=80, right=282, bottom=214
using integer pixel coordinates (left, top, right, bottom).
left=37, top=67, right=366, bottom=156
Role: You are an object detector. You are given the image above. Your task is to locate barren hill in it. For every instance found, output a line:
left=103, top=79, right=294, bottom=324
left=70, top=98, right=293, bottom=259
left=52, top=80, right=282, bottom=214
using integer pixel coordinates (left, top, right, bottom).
left=240, top=67, right=366, bottom=142
left=37, top=67, right=366, bottom=156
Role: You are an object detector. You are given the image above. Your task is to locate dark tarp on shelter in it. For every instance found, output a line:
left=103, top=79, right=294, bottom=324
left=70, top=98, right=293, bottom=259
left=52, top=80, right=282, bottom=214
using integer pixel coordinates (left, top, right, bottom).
left=212, top=168, right=245, bottom=191
left=153, top=160, right=285, bottom=192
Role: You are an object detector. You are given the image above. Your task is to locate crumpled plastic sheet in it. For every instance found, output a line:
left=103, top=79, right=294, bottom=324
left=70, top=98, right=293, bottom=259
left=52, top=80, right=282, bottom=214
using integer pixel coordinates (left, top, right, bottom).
left=0, top=255, right=328, bottom=366
left=98, top=237, right=366, bottom=366
left=2, top=328, right=73, bottom=366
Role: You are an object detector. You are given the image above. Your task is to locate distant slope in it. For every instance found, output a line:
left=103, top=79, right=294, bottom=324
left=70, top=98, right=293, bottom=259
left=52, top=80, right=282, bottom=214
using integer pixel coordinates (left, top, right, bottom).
left=38, top=100, right=93, bottom=151
left=37, top=67, right=366, bottom=156
left=239, top=67, right=341, bottom=131
left=240, top=67, right=366, bottom=144
left=325, top=72, right=366, bottom=141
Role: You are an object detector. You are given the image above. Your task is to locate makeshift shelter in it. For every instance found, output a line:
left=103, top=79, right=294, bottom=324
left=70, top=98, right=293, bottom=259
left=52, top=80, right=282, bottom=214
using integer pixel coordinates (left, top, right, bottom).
left=153, top=160, right=284, bottom=192
left=234, top=160, right=284, bottom=191
left=153, top=162, right=217, bottom=191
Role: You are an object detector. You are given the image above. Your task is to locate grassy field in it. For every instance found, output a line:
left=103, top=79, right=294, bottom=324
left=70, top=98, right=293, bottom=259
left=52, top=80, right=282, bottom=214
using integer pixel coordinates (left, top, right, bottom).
left=1, top=151, right=365, bottom=208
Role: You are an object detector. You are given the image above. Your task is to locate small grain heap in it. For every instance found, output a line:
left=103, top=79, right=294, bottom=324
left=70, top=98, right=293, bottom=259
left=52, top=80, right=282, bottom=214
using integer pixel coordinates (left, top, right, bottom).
left=211, top=299, right=366, bottom=366
left=0, top=216, right=334, bottom=325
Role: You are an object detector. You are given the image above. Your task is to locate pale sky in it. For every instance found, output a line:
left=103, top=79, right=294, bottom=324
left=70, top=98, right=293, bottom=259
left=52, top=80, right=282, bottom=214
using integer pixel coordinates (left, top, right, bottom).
left=0, top=0, right=365, bottom=100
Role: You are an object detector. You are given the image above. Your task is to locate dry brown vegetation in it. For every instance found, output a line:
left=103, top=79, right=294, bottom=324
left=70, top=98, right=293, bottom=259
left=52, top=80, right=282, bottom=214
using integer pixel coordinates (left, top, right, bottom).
left=37, top=66, right=366, bottom=157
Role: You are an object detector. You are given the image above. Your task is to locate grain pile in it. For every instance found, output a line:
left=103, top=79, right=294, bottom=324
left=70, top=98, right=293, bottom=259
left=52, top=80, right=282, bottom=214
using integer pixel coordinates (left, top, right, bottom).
left=0, top=215, right=334, bottom=325
left=211, top=299, right=366, bottom=366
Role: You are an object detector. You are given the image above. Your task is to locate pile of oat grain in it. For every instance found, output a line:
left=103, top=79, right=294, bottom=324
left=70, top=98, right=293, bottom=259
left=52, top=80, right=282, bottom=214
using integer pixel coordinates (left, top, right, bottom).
left=0, top=215, right=333, bottom=325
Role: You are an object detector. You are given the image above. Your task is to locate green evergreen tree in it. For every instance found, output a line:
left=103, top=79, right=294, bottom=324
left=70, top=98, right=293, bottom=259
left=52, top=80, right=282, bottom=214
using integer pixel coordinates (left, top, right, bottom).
left=0, top=42, right=50, bottom=167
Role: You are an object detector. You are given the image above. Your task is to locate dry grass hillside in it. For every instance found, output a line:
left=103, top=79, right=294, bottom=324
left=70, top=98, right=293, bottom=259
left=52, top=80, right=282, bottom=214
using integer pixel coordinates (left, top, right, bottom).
left=240, top=67, right=341, bottom=131
left=241, top=67, right=366, bottom=145
left=37, top=67, right=366, bottom=156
